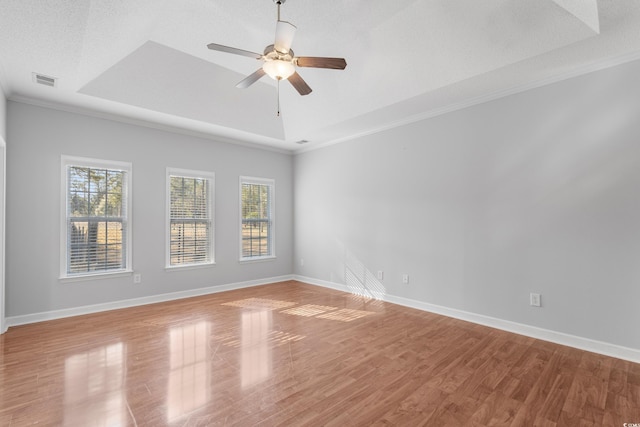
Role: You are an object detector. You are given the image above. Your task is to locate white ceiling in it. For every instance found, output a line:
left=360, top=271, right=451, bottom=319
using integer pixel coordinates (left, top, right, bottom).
left=1, top=0, right=640, bottom=152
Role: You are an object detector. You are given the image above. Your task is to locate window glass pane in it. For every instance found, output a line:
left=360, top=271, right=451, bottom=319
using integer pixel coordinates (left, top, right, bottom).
left=69, top=220, right=123, bottom=273
left=69, top=167, right=89, bottom=217
left=106, top=192, right=122, bottom=217
left=171, top=177, right=209, bottom=219
left=241, top=180, right=273, bottom=259
left=170, top=221, right=210, bottom=265
left=89, top=169, right=106, bottom=216
left=106, top=170, right=123, bottom=217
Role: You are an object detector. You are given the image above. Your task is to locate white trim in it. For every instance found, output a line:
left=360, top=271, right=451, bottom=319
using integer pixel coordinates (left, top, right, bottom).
left=239, top=176, right=275, bottom=261
left=166, top=167, right=215, bottom=268
left=165, top=262, right=216, bottom=272
left=239, top=255, right=276, bottom=264
left=59, top=270, right=133, bottom=283
left=6, top=275, right=294, bottom=328
left=0, top=137, right=5, bottom=333
left=295, top=50, right=640, bottom=154
left=0, top=59, right=9, bottom=100
left=60, top=155, right=133, bottom=279
left=8, top=96, right=293, bottom=155
left=294, top=275, right=640, bottom=364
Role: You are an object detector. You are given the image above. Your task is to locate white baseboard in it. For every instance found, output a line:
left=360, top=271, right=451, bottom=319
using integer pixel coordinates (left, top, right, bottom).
left=294, top=275, right=640, bottom=364
left=6, top=275, right=294, bottom=328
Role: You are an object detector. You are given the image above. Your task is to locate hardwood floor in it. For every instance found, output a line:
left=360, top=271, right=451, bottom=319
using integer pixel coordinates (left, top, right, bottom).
left=0, top=280, right=638, bottom=426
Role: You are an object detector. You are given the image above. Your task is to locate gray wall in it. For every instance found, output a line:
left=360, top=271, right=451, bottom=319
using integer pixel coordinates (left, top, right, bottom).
left=6, top=102, right=293, bottom=317
left=294, top=58, right=640, bottom=350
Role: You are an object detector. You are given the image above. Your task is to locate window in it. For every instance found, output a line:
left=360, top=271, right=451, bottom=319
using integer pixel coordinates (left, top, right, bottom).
left=167, top=168, right=215, bottom=267
left=240, top=176, right=274, bottom=261
left=61, top=156, right=132, bottom=278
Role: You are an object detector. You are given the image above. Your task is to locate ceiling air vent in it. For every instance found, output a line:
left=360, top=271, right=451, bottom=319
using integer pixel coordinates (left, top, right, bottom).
left=32, top=73, right=57, bottom=87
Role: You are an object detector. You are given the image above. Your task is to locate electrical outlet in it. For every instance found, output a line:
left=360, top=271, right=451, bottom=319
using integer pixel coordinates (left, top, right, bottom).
left=402, top=274, right=409, bottom=284
left=377, top=270, right=384, bottom=281
left=530, top=293, right=541, bottom=307
left=134, top=274, right=142, bottom=284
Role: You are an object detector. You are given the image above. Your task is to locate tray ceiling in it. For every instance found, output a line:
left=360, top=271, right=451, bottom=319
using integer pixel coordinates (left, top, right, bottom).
left=1, top=0, right=639, bottom=151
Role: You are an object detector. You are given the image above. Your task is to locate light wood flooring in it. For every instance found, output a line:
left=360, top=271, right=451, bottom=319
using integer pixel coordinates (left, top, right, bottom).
left=0, top=280, right=638, bottom=426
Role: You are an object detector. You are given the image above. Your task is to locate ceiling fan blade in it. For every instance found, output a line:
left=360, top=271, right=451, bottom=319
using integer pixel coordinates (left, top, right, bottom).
left=296, top=57, right=347, bottom=70
left=288, top=72, right=312, bottom=96
left=236, top=68, right=267, bottom=89
left=207, top=43, right=262, bottom=59
left=274, top=21, right=297, bottom=54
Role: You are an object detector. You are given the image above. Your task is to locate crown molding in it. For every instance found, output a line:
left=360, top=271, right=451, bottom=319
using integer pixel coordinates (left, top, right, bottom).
left=296, top=49, right=640, bottom=155
left=8, top=95, right=294, bottom=156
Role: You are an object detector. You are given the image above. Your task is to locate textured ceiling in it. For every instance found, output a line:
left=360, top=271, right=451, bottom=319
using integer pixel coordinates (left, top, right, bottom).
left=1, top=0, right=640, bottom=152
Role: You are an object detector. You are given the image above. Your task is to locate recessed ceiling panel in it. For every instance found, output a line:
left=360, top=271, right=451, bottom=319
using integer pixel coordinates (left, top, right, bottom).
left=79, top=41, right=285, bottom=140
left=553, top=0, right=600, bottom=33
left=281, top=0, right=601, bottom=141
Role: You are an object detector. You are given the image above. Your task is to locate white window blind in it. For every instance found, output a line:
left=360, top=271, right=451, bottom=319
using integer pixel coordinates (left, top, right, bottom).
left=61, top=156, right=132, bottom=278
left=240, top=176, right=274, bottom=260
left=167, top=169, right=214, bottom=267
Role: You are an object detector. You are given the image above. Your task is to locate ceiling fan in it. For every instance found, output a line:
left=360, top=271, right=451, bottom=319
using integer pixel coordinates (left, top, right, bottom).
left=207, top=0, right=347, bottom=112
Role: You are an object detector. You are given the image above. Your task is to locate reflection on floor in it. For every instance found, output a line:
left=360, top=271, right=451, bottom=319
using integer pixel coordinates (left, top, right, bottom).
left=167, top=322, right=210, bottom=422
left=221, top=297, right=297, bottom=310
left=64, top=343, right=127, bottom=426
left=315, top=308, right=375, bottom=322
left=240, top=310, right=271, bottom=389
left=280, top=304, right=336, bottom=317
left=222, top=298, right=378, bottom=323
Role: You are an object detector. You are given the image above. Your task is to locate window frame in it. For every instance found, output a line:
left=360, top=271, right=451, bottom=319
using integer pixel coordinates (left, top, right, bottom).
left=60, top=155, right=133, bottom=280
left=166, top=168, right=215, bottom=269
left=239, top=176, right=275, bottom=262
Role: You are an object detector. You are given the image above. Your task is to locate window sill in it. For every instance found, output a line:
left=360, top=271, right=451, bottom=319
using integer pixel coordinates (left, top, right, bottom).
left=59, top=270, right=133, bottom=283
left=239, top=256, right=276, bottom=264
left=165, top=262, right=216, bottom=272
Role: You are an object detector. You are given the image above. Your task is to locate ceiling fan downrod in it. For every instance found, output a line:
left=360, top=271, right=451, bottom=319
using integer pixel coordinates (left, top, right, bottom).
left=274, top=0, right=285, bottom=21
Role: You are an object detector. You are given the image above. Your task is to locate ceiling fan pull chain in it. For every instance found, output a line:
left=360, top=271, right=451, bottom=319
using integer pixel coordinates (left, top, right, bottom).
left=277, top=78, right=281, bottom=117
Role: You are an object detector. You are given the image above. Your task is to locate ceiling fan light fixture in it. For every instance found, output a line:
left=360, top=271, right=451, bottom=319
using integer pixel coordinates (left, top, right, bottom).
left=262, top=59, right=295, bottom=80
